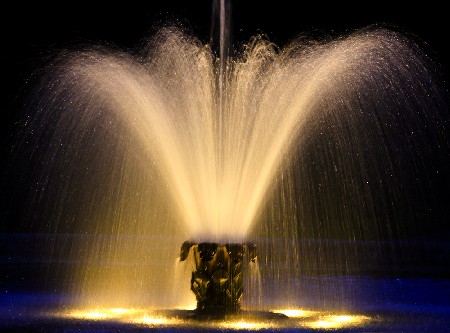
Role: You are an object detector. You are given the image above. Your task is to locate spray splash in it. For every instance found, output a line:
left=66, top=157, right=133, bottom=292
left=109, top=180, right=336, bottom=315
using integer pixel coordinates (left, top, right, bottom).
left=17, top=25, right=447, bottom=309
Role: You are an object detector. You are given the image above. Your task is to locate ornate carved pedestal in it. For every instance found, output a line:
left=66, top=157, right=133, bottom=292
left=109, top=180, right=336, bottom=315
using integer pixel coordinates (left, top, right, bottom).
left=179, top=241, right=256, bottom=315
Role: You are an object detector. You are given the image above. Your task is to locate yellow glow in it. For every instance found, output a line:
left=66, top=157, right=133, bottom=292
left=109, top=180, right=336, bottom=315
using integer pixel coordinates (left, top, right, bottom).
left=221, top=321, right=268, bottom=330
left=272, top=308, right=316, bottom=318
left=69, top=310, right=109, bottom=320
left=310, top=320, right=335, bottom=329
left=109, top=308, right=139, bottom=315
left=58, top=307, right=370, bottom=331
left=62, top=307, right=185, bottom=327
left=332, top=315, right=353, bottom=322
left=174, top=305, right=196, bottom=310
left=305, top=314, right=369, bottom=329
left=140, top=316, right=169, bottom=325
left=65, top=307, right=147, bottom=322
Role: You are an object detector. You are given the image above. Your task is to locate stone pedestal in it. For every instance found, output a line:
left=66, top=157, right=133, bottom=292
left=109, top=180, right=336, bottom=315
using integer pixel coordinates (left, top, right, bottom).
left=179, top=241, right=256, bottom=314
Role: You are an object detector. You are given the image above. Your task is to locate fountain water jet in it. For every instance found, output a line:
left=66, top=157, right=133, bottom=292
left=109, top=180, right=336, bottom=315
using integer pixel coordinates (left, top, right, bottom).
left=7, top=0, right=448, bottom=324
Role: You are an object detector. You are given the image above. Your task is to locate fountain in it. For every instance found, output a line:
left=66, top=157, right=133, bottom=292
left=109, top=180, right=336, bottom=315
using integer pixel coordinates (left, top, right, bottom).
left=1, top=0, right=449, bottom=331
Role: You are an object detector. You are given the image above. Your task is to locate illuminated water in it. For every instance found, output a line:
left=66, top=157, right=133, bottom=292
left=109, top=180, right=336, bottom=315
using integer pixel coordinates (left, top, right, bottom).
left=2, top=0, right=449, bottom=330
left=2, top=274, right=450, bottom=331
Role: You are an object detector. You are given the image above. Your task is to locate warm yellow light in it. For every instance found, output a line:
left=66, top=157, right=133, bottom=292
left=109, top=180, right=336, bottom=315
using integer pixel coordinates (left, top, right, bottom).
left=58, top=306, right=370, bottom=330
left=221, top=321, right=268, bottom=330
left=272, top=308, right=316, bottom=318
left=304, top=314, right=369, bottom=329
left=310, top=319, right=336, bottom=329
left=331, top=315, right=353, bottom=322
left=174, top=305, right=196, bottom=310
left=109, top=308, right=139, bottom=315
left=64, top=307, right=149, bottom=322
left=70, top=310, right=109, bottom=320
left=140, top=316, right=169, bottom=325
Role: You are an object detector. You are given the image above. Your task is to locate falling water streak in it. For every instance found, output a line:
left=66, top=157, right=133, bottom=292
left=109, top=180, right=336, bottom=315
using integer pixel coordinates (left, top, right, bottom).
left=14, top=24, right=448, bottom=310
left=242, top=259, right=263, bottom=310
left=173, top=258, right=196, bottom=309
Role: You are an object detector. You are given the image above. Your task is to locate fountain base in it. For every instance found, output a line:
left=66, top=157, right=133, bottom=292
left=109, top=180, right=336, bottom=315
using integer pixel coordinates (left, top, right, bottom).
left=164, top=308, right=288, bottom=321
left=179, top=241, right=257, bottom=315
left=3, top=275, right=450, bottom=332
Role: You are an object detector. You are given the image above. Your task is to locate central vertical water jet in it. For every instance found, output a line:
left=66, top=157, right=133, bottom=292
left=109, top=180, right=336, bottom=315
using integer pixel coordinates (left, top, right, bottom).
left=210, top=0, right=232, bottom=239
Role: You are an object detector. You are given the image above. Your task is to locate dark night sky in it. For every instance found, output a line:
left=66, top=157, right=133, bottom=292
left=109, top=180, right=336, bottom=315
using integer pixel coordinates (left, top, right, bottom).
left=1, top=1, right=449, bottom=239
left=1, top=1, right=449, bottom=103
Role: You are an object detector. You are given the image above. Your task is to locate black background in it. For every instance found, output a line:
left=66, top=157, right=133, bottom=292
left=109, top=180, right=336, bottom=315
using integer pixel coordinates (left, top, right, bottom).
left=1, top=1, right=449, bottom=239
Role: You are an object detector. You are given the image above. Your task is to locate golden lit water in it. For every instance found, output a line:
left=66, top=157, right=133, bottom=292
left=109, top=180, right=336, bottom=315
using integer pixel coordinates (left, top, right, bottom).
left=55, top=307, right=370, bottom=330
left=19, top=10, right=447, bottom=311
